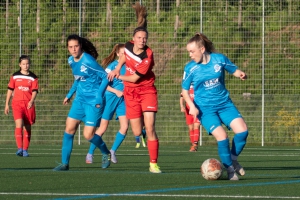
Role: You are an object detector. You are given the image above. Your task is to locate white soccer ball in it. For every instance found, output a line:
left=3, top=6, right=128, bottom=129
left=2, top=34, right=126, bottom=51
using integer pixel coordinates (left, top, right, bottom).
left=201, top=158, right=223, bottom=180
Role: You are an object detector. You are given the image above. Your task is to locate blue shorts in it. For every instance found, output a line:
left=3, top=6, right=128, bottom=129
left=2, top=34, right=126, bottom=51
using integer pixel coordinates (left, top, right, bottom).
left=68, top=100, right=103, bottom=127
left=197, top=101, right=243, bottom=134
left=102, top=94, right=126, bottom=120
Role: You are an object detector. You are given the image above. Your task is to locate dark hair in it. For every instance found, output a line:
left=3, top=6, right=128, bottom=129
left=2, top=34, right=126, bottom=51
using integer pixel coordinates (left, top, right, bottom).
left=66, top=34, right=99, bottom=59
left=132, top=2, right=148, bottom=37
left=188, top=33, right=216, bottom=53
left=19, top=55, right=30, bottom=64
left=101, top=44, right=125, bottom=67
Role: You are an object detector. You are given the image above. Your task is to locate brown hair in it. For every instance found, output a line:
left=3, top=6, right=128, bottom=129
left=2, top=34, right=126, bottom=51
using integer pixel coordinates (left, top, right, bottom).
left=101, top=44, right=125, bottom=67
left=66, top=34, right=99, bottom=59
left=188, top=33, right=216, bottom=53
left=132, top=2, right=148, bottom=36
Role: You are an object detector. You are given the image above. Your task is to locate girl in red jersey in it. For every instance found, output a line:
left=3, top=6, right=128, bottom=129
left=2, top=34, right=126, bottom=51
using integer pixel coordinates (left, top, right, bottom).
left=108, top=2, right=161, bottom=173
left=4, top=55, right=38, bottom=157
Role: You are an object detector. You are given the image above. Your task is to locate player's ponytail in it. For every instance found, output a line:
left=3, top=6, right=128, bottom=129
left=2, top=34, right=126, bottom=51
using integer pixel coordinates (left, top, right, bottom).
left=132, top=2, right=148, bottom=37
left=101, top=44, right=125, bottom=67
left=188, top=33, right=216, bottom=53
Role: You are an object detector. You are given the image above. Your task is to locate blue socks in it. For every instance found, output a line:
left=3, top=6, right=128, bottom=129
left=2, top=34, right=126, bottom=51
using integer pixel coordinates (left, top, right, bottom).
left=88, top=143, right=97, bottom=155
left=217, top=138, right=232, bottom=168
left=89, top=134, right=110, bottom=155
left=231, top=131, right=248, bottom=157
left=135, top=136, right=140, bottom=143
left=62, top=132, right=74, bottom=165
left=111, top=132, right=126, bottom=152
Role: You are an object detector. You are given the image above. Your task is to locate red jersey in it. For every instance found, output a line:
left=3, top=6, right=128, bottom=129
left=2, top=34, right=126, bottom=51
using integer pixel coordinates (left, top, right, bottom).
left=124, top=41, right=155, bottom=87
left=8, top=71, right=39, bottom=103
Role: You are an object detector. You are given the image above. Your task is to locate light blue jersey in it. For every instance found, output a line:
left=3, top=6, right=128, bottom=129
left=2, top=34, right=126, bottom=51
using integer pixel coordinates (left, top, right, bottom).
left=102, top=60, right=126, bottom=120
left=66, top=52, right=109, bottom=106
left=104, top=60, right=126, bottom=94
left=182, top=53, right=237, bottom=107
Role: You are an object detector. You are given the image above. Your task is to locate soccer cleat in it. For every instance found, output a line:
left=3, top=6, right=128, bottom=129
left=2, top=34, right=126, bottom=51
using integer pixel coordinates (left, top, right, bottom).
left=189, top=144, right=198, bottom=152
left=102, top=153, right=111, bottom=168
left=232, top=160, right=245, bottom=176
left=22, top=150, right=29, bottom=157
left=141, top=137, right=147, bottom=147
left=135, top=142, right=141, bottom=148
left=149, top=163, right=162, bottom=173
left=53, top=164, right=69, bottom=171
left=110, top=150, right=117, bottom=164
left=226, top=165, right=239, bottom=181
left=16, top=148, right=23, bottom=157
left=85, top=153, right=93, bottom=164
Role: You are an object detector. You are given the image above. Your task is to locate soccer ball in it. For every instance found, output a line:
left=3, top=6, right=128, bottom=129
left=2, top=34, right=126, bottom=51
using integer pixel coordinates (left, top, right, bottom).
left=201, top=158, right=223, bottom=180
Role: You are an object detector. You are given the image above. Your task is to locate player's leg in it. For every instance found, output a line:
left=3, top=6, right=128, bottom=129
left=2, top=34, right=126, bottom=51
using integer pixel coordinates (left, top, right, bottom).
left=221, top=102, right=248, bottom=176
left=53, top=101, right=82, bottom=171
left=22, top=125, right=31, bottom=157
left=14, top=119, right=23, bottom=156
left=230, top=118, right=248, bottom=176
left=192, top=122, right=201, bottom=151
left=211, top=126, right=238, bottom=181
left=201, top=110, right=238, bottom=180
left=141, top=127, right=147, bottom=147
left=110, top=115, right=128, bottom=163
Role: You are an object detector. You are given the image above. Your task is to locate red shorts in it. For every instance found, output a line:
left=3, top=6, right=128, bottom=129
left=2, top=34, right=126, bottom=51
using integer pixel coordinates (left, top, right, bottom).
left=185, top=106, right=200, bottom=125
left=12, top=101, right=36, bottom=125
left=124, top=86, right=158, bottom=119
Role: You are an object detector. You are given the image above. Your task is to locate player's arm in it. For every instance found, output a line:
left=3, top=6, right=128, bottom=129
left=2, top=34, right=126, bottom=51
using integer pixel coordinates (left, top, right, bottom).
left=179, top=96, right=185, bottom=112
left=107, top=54, right=125, bottom=81
left=118, top=73, right=140, bottom=83
left=27, top=91, right=38, bottom=109
left=233, top=69, right=247, bottom=80
left=4, top=89, right=13, bottom=115
left=106, top=86, right=123, bottom=98
left=64, top=80, right=78, bottom=105
left=181, top=89, right=199, bottom=119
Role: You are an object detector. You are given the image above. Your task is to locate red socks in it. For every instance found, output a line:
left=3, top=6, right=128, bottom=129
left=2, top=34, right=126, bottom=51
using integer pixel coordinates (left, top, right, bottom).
left=194, top=129, right=200, bottom=144
left=147, top=139, right=159, bottom=163
left=14, top=128, right=23, bottom=149
left=23, top=129, right=31, bottom=150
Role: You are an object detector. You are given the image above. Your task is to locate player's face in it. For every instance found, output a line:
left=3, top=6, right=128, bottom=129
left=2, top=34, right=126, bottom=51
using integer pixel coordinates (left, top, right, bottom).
left=186, top=42, right=205, bottom=63
left=117, top=47, right=124, bottom=58
left=133, top=31, right=147, bottom=50
left=68, top=39, right=83, bottom=59
left=19, top=59, right=30, bottom=72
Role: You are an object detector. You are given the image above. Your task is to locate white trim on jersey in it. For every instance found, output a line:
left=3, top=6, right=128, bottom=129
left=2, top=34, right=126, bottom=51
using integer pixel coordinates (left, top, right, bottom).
left=125, top=48, right=142, bottom=63
left=13, top=75, right=35, bottom=81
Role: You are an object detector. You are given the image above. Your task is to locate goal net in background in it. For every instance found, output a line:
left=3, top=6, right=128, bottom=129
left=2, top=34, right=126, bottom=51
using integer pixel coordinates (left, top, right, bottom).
left=0, top=0, right=299, bottom=146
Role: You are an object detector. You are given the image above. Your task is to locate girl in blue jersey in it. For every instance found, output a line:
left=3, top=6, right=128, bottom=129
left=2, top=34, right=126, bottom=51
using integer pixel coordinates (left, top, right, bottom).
left=53, top=34, right=111, bottom=171
left=182, top=33, right=248, bottom=181
left=85, top=44, right=129, bottom=164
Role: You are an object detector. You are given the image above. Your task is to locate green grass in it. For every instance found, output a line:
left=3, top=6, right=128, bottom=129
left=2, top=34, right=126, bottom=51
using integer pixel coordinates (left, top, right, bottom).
left=0, top=145, right=299, bottom=200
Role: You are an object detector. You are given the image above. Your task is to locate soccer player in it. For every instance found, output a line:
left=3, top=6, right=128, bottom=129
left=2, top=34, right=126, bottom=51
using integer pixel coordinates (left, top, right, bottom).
left=85, top=44, right=129, bottom=164
left=4, top=55, right=38, bottom=157
left=53, top=34, right=110, bottom=171
left=179, top=85, right=201, bottom=152
left=108, top=2, right=161, bottom=173
left=182, top=33, right=248, bottom=180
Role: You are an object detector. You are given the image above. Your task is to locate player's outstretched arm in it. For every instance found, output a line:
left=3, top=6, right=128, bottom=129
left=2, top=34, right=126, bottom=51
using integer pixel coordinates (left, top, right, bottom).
left=233, top=69, right=247, bottom=80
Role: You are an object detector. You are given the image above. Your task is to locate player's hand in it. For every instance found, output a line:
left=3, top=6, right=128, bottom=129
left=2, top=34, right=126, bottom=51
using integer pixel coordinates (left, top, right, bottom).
left=107, top=69, right=120, bottom=81
left=4, top=105, right=9, bottom=115
left=180, top=106, right=185, bottom=112
left=95, top=104, right=101, bottom=108
left=27, top=101, right=34, bottom=109
left=239, top=71, right=247, bottom=80
left=63, top=98, right=70, bottom=105
left=188, top=105, right=199, bottom=121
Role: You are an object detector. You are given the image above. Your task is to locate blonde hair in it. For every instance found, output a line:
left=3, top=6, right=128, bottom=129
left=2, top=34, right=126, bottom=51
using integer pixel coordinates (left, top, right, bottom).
left=188, top=33, right=216, bottom=53
left=101, top=44, right=125, bottom=67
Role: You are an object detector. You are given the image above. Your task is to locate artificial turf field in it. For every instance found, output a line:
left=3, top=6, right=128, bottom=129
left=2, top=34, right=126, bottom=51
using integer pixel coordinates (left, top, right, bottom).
left=0, top=144, right=299, bottom=200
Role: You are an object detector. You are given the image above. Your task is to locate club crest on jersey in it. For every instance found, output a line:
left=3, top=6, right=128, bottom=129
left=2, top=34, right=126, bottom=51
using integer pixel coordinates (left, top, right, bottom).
left=80, top=65, right=87, bottom=73
left=214, top=64, right=221, bottom=73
